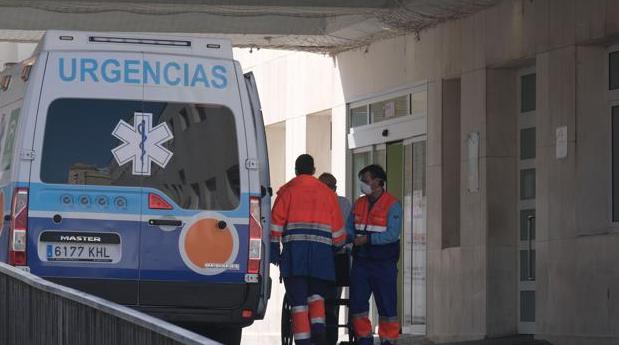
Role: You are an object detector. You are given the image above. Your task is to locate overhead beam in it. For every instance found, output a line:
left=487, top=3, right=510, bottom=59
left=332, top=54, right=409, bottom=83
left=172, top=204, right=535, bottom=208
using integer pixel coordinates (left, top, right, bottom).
left=0, top=0, right=397, bottom=7
left=0, top=7, right=330, bottom=35
left=0, top=0, right=501, bottom=53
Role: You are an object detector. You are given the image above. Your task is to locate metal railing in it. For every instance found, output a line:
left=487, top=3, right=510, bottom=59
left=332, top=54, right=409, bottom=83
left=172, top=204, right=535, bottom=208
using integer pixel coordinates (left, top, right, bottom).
left=0, top=262, right=220, bottom=345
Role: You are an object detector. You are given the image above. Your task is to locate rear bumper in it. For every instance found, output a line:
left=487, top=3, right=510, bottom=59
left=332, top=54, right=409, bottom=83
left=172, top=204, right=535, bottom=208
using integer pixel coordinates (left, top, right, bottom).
left=45, top=277, right=263, bottom=327
left=135, top=305, right=255, bottom=327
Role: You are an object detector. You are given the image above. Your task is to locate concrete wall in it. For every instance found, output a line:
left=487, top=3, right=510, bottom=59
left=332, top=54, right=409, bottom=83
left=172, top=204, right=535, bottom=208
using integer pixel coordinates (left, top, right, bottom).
left=266, top=122, right=287, bottom=194
left=307, top=110, right=332, bottom=177
left=485, top=68, right=518, bottom=338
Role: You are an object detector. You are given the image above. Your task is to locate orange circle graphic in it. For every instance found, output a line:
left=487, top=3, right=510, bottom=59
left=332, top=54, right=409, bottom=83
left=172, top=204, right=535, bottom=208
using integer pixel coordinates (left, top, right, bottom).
left=184, top=218, right=234, bottom=267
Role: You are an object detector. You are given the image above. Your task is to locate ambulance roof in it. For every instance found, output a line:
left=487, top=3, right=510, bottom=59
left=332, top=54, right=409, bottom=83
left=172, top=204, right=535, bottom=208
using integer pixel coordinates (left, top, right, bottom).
left=35, top=30, right=233, bottom=60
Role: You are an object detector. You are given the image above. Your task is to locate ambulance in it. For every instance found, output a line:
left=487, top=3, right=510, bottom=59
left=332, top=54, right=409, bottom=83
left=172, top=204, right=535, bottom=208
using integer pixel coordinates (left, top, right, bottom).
left=0, top=30, right=272, bottom=343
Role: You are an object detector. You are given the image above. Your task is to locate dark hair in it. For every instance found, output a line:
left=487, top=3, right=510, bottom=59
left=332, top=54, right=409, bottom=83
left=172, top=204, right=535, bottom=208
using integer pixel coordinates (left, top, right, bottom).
left=318, top=173, right=337, bottom=190
left=295, top=154, right=315, bottom=175
left=358, top=164, right=387, bottom=186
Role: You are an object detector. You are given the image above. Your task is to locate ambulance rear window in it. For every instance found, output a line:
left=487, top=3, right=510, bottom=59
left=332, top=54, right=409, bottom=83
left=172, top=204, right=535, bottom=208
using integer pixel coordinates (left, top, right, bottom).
left=40, top=98, right=240, bottom=210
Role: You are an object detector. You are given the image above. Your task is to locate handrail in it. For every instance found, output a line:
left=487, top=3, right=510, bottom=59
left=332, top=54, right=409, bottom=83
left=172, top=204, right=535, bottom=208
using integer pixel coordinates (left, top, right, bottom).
left=0, top=262, right=220, bottom=345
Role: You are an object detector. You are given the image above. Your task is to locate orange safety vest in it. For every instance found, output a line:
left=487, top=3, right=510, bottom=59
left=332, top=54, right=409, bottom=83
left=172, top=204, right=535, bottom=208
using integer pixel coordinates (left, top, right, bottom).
left=352, top=192, right=400, bottom=260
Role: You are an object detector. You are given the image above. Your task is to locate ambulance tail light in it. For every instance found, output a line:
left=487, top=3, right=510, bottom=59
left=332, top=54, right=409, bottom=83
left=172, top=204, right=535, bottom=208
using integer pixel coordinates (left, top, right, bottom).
left=8, top=188, right=28, bottom=266
left=248, top=196, right=262, bottom=274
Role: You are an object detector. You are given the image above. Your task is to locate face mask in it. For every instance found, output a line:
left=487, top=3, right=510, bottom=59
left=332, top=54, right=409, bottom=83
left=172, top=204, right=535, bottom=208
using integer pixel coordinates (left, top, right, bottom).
left=359, top=180, right=373, bottom=195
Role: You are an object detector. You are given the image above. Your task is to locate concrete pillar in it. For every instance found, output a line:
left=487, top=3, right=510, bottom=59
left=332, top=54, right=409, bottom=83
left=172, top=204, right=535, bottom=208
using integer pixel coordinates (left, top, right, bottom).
left=285, top=116, right=307, bottom=181
left=485, top=68, right=518, bottom=337
left=427, top=69, right=489, bottom=343
left=536, top=45, right=579, bottom=343
left=331, top=104, right=347, bottom=197
left=266, top=122, right=286, bottom=194
left=306, top=111, right=332, bottom=177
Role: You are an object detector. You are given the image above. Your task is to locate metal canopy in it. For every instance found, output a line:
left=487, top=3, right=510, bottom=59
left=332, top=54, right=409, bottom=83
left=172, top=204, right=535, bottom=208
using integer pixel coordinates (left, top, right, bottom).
left=0, top=0, right=499, bottom=53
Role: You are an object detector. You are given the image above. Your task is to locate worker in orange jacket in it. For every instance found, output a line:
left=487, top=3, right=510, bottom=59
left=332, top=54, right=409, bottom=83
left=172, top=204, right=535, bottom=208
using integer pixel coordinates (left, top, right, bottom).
left=271, top=154, right=346, bottom=345
left=348, top=164, right=402, bottom=345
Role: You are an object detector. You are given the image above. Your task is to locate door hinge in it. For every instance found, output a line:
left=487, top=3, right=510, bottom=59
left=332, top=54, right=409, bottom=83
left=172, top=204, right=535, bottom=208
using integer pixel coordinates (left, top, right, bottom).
left=245, top=159, right=259, bottom=170
left=20, top=150, right=35, bottom=160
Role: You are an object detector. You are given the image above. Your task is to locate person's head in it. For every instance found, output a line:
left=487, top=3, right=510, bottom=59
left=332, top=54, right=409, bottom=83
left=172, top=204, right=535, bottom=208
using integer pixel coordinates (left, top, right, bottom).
left=319, top=173, right=337, bottom=192
left=295, top=154, right=315, bottom=176
left=358, top=164, right=387, bottom=195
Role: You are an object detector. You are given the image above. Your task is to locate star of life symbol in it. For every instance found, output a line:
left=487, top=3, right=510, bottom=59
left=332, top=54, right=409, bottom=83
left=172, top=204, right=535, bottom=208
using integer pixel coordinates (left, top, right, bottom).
left=111, top=112, right=173, bottom=176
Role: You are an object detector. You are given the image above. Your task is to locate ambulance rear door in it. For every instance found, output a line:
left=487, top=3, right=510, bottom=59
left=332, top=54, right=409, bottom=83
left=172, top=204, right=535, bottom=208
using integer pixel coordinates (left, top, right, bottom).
left=243, top=71, right=271, bottom=317
left=28, top=51, right=145, bottom=305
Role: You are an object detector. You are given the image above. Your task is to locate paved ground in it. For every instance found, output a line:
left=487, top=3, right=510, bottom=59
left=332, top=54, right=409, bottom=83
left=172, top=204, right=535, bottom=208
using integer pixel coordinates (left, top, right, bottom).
left=396, top=335, right=552, bottom=345
left=333, top=335, right=552, bottom=345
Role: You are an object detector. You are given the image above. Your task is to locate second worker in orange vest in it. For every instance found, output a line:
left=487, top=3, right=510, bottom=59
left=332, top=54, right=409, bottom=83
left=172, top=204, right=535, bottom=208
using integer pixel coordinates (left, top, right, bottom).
left=271, top=154, right=346, bottom=345
left=347, top=164, right=402, bottom=345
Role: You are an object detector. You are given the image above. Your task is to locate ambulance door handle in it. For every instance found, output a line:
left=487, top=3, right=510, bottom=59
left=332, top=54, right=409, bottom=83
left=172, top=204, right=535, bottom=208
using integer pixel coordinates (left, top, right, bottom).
left=149, top=219, right=182, bottom=227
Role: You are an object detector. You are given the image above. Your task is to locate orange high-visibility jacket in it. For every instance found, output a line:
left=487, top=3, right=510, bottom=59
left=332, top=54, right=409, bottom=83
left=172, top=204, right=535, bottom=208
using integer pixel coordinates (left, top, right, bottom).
left=271, top=175, right=346, bottom=281
left=349, top=192, right=401, bottom=260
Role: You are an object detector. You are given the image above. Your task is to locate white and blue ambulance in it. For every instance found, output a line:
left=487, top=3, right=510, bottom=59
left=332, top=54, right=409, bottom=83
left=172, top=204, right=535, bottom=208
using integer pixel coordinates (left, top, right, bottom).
left=0, top=30, right=272, bottom=343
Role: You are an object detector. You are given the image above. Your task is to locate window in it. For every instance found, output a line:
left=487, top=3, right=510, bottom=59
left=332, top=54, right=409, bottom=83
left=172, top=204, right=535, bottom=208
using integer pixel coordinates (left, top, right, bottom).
left=370, top=94, right=409, bottom=123
left=41, top=98, right=240, bottom=210
left=613, top=106, right=619, bottom=221
left=0, top=108, right=20, bottom=185
left=520, top=169, right=536, bottom=200
left=350, top=106, right=368, bottom=128
left=352, top=150, right=371, bottom=198
left=349, top=89, right=427, bottom=128
left=2, top=109, right=19, bottom=170
left=520, top=209, right=536, bottom=241
left=520, top=291, right=535, bottom=322
left=610, top=51, right=619, bottom=90
left=520, top=127, right=536, bottom=160
left=520, top=73, right=536, bottom=113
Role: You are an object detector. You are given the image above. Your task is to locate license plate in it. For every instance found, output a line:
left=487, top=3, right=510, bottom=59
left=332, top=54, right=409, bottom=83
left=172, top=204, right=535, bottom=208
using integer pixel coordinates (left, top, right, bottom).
left=45, top=243, right=119, bottom=263
left=38, top=231, right=122, bottom=264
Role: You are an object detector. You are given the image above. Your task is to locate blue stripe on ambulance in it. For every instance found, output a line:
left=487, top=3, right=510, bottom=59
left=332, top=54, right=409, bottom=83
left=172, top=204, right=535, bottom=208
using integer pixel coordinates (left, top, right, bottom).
left=25, top=183, right=253, bottom=283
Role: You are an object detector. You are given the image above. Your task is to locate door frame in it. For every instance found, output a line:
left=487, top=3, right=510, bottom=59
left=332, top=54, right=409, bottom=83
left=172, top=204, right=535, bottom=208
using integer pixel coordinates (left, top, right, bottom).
left=517, top=66, right=537, bottom=334
left=346, top=84, right=428, bottom=335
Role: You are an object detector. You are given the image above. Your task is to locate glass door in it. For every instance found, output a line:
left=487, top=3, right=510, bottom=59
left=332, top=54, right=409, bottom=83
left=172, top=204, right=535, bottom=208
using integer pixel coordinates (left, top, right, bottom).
left=352, top=147, right=372, bottom=199
left=402, top=138, right=427, bottom=335
left=386, top=142, right=404, bottom=325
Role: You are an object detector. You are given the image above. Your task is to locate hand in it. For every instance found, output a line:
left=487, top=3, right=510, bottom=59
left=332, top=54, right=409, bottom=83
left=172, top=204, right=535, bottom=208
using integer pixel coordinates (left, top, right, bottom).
left=270, top=242, right=281, bottom=266
left=353, top=235, right=368, bottom=247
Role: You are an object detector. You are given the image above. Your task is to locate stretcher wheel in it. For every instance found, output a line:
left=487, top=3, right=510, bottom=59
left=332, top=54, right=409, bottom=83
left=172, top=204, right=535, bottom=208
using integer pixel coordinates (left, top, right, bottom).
left=281, top=294, right=294, bottom=345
